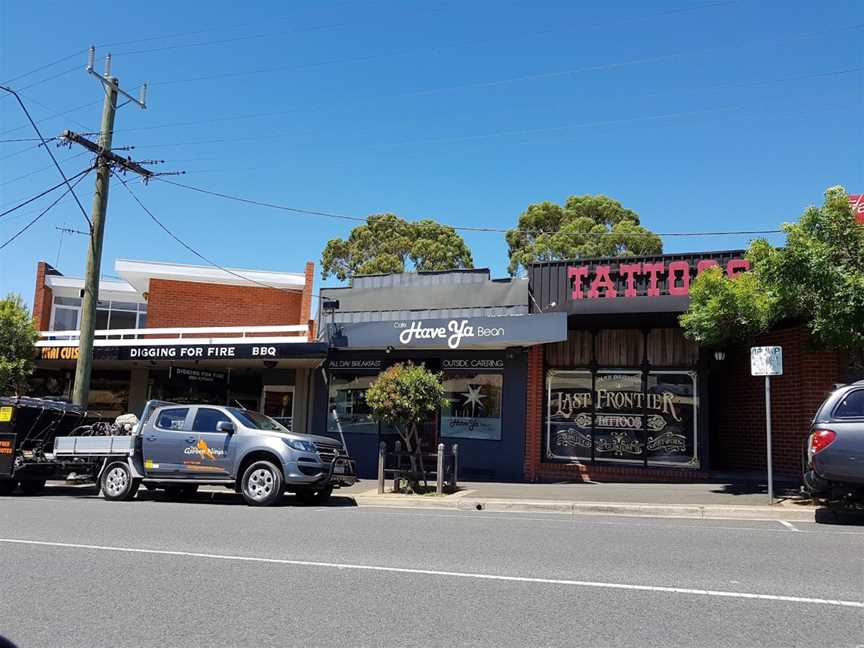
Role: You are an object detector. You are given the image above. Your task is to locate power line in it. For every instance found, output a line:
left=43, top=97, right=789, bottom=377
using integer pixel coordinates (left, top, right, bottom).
left=0, top=85, right=92, bottom=228
left=0, top=150, right=90, bottom=189
left=0, top=99, right=102, bottom=137
left=154, top=177, right=782, bottom=238
left=0, top=167, right=94, bottom=251
left=0, top=167, right=92, bottom=218
left=1, top=49, right=89, bottom=86
left=114, top=171, right=316, bottom=295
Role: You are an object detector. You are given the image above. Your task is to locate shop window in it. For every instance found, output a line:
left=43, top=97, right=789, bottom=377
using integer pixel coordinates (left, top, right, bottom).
left=51, top=306, right=79, bottom=332
left=440, top=372, right=503, bottom=440
left=546, top=370, right=592, bottom=460
left=328, top=375, right=377, bottom=434
left=544, top=369, right=699, bottom=468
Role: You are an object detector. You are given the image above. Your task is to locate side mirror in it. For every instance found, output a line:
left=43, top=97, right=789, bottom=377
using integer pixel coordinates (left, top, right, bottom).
left=216, top=421, right=235, bottom=434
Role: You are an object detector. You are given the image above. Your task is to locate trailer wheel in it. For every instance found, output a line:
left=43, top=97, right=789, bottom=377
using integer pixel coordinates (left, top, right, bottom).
left=100, top=461, right=140, bottom=501
left=296, top=486, right=333, bottom=505
left=0, top=479, right=16, bottom=496
left=19, top=479, right=46, bottom=496
left=240, top=460, right=283, bottom=506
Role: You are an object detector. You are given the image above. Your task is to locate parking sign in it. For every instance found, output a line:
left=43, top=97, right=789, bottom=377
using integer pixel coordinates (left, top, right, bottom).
left=751, top=346, right=783, bottom=376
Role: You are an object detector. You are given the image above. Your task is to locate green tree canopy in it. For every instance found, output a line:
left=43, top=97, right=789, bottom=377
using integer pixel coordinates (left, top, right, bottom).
left=505, top=194, right=662, bottom=275
left=365, top=362, right=447, bottom=490
left=321, top=214, right=474, bottom=281
left=680, top=186, right=864, bottom=351
left=0, top=293, right=38, bottom=396
left=679, top=266, right=774, bottom=349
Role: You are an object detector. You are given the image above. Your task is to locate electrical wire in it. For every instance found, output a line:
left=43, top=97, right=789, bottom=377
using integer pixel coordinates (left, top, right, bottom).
left=1, top=49, right=89, bottom=86
left=153, top=177, right=782, bottom=238
left=0, top=99, right=102, bottom=137
left=0, top=167, right=92, bottom=218
left=0, top=85, right=92, bottom=227
left=114, top=170, right=313, bottom=294
left=0, top=150, right=89, bottom=189
left=0, top=166, right=94, bottom=250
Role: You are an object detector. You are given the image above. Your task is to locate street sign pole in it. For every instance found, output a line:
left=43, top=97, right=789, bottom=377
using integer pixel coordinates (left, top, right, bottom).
left=751, top=345, right=782, bottom=506
left=765, top=375, right=773, bottom=504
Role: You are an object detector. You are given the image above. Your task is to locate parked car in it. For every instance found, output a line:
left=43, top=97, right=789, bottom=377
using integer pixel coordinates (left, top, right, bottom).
left=48, top=400, right=357, bottom=506
left=803, top=381, right=864, bottom=505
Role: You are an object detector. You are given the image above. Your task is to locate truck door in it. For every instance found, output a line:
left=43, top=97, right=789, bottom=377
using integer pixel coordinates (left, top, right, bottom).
left=188, top=407, right=234, bottom=477
left=142, top=406, right=192, bottom=475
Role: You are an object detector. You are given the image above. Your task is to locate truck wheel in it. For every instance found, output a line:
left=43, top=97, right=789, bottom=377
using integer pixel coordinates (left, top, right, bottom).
left=240, top=461, right=283, bottom=507
left=100, top=461, right=140, bottom=501
left=0, top=479, right=17, bottom=496
left=19, top=479, right=46, bottom=496
left=296, top=486, right=333, bottom=505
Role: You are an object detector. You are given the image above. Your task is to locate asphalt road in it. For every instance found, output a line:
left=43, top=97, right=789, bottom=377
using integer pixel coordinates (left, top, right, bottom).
left=1, top=487, right=862, bottom=648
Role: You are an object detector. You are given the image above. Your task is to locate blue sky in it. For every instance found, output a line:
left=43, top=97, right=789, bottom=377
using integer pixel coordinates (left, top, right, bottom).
left=1, top=0, right=862, bottom=308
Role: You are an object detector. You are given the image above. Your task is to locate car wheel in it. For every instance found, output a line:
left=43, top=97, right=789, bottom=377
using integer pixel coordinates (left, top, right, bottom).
left=100, top=461, right=140, bottom=501
left=0, top=479, right=17, bottom=496
left=240, top=461, right=283, bottom=507
left=19, top=479, right=46, bottom=496
left=296, top=486, right=333, bottom=505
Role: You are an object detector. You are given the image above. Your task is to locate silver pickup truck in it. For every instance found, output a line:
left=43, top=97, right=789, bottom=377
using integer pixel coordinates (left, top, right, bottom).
left=53, top=400, right=357, bottom=506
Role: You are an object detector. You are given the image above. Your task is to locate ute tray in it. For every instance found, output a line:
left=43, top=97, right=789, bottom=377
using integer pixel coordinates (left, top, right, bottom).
left=53, top=435, right=136, bottom=457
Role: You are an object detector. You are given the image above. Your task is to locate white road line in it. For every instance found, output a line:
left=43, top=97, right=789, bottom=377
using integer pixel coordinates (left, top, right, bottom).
left=1, top=537, right=861, bottom=609
left=778, top=520, right=801, bottom=532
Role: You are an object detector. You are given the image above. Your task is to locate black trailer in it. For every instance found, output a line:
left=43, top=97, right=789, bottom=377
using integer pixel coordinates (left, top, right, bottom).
left=0, top=396, right=92, bottom=495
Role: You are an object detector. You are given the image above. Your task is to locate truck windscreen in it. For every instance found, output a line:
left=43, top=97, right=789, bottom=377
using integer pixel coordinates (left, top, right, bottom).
left=228, top=408, right=287, bottom=432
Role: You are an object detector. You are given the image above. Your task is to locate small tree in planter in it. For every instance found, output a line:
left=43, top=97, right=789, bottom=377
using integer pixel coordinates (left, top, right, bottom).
left=365, top=362, right=447, bottom=493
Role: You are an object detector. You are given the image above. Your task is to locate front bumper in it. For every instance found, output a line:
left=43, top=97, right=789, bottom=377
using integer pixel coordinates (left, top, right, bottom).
left=293, top=455, right=358, bottom=487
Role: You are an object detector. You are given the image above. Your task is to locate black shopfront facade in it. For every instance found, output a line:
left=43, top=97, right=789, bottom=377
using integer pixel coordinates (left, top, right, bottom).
left=526, top=251, right=748, bottom=479
left=311, top=313, right=567, bottom=481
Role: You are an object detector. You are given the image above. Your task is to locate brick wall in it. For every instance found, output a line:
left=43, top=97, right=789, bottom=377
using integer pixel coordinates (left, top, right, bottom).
left=32, top=261, right=58, bottom=330
left=146, top=278, right=304, bottom=328
left=300, top=261, right=315, bottom=340
left=713, top=325, right=844, bottom=476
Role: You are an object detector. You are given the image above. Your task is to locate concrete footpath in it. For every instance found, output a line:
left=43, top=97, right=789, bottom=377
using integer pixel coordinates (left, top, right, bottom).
left=337, top=479, right=831, bottom=522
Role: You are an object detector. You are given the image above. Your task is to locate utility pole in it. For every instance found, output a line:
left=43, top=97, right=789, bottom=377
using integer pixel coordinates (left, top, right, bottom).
left=69, top=47, right=149, bottom=407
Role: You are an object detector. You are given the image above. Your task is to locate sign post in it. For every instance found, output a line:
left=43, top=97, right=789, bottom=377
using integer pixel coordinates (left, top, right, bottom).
left=750, top=346, right=783, bottom=504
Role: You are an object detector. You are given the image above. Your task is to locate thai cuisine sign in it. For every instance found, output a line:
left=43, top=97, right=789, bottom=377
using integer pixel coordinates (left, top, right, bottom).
left=545, top=370, right=699, bottom=467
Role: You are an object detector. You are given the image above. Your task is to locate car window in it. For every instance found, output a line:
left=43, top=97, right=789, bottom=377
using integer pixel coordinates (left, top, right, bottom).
left=834, top=390, right=864, bottom=418
left=193, top=408, right=231, bottom=432
left=156, top=407, right=189, bottom=430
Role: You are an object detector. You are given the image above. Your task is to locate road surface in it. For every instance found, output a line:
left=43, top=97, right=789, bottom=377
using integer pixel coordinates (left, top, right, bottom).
left=1, top=487, right=862, bottom=647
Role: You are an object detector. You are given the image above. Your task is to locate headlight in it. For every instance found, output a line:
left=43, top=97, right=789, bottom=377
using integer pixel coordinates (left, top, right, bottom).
left=284, top=438, right=317, bottom=453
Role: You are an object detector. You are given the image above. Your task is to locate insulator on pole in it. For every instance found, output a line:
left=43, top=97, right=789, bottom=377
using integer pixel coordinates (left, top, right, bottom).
left=139, top=83, right=148, bottom=108
left=104, top=53, right=112, bottom=78
left=87, top=46, right=95, bottom=72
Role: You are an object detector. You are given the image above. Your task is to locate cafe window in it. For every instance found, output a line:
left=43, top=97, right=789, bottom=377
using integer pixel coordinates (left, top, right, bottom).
left=440, top=372, right=503, bottom=440
left=328, top=375, right=377, bottom=435
left=50, top=296, right=146, bottom=334
left=545, top=369, right=699, bottom=468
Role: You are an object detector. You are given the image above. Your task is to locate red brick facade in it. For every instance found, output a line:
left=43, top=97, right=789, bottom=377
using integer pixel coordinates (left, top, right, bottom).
left=711, top=326, right=845, bottom=476
left=524, top=324, right=845, bottom=482
left=145, top=262, right=314, bottom=330
left=32, top=261, right=57, bottom=330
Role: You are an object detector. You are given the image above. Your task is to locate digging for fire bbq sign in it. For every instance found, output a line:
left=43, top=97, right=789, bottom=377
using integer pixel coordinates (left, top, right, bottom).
left=546, top=372, right=698, bottom=466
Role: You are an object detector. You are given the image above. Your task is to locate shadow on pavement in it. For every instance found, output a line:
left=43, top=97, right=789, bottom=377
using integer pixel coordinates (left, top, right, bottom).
left=814, top=506, right=864, bottom=525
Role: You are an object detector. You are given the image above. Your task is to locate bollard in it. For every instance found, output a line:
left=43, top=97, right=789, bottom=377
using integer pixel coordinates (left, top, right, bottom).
left=393, top=440, right=401, bottom=493
left=377, top=441, right=385, bottom=495
left=436, top=443, right=444, bottom=495
left=451, top=444, right=459, bottom=489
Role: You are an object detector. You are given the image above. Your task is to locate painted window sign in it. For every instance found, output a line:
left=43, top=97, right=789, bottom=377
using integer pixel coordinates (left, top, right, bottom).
left=545, top=369, right=698, bottom=467
left=440, top=373, right=503, bottom=440
left=567, top=257, right=750, bottom=300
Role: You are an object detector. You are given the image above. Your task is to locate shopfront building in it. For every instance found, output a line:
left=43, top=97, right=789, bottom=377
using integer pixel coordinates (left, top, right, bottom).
left=31, top=258, right=326, bottom=433
left=312, top=270, right=567, bottom=480
left=525, top=251, right=749, bottom=481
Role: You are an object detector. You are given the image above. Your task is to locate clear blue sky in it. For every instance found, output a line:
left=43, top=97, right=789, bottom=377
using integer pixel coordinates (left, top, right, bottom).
left=1, top=0, right=862, bottom=309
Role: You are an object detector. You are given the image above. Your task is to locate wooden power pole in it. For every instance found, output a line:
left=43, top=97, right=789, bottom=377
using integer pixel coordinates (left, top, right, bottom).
left=69, top=47, right=151, bottom=407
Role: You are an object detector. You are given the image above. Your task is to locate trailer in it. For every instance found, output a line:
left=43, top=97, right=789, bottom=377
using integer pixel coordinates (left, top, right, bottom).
left=0, top=396, right=93, bottom=495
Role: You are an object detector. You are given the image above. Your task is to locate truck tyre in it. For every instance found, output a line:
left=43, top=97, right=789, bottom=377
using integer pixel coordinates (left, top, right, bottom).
left=100, top=461, right=140, bottom=501
left=19, top=479, right=46, bottom=496
left=0, top=479, right=16, bottom=496
left=240, top=460, right=283, bottom=507
left=164, top=484, right=198, bottom=500
left=296, top=486, right=333, bottom=505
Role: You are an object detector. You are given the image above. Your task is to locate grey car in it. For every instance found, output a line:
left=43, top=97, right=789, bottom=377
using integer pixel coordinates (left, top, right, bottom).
left=803, top=381, right=864, bottom=504
left=59, top=401, right=358, bottom=506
